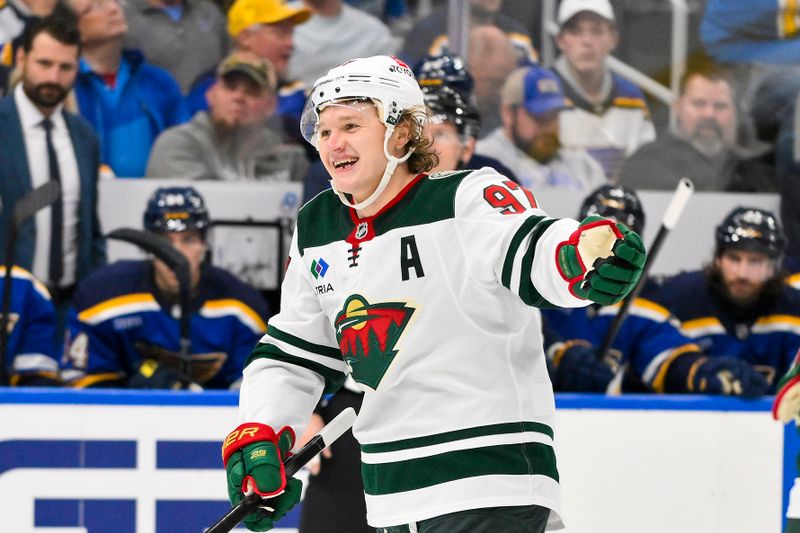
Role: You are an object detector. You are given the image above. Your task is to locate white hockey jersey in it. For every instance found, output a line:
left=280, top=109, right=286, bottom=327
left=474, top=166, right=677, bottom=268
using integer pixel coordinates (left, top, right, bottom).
left=238, top=167, right=591, bottom=529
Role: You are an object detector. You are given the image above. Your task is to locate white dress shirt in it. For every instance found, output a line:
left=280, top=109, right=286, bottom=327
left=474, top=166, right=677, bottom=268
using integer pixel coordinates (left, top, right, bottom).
left=15, top=83, right=81, bottom=288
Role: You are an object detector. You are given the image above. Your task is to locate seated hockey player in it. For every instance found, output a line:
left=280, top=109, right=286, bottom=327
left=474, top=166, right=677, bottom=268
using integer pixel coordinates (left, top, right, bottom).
left=61, top=186, right=270, bottom=390
left=218, top=55, right=646, bottom=533
left=0, top=266, right=61, bottom=385
left=644, top=206, right=798, bottom=395
left=544, top=185, right=769, bottom=397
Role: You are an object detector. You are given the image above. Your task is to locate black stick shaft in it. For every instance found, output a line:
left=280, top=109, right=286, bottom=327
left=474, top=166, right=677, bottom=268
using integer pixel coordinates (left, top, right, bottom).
left=206, top=435, right=325, bottom=533
left=595, top=225, right=669, bottom=360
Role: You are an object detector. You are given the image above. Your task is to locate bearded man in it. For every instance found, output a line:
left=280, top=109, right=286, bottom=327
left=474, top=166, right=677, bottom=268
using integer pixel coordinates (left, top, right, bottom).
left=619, top=63, right=776, bottom=192
left=475, top=64, right=608, bottom=193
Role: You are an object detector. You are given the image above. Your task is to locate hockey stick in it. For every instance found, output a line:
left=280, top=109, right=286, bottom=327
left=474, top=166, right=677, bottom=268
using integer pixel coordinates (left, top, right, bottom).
left=106, top=228, right=193, bottom=382
left=596, top=178, right=695, bottom=381
left=206, top=407, right=358, bottom=533
left=0, top=181, right=61, bottom=386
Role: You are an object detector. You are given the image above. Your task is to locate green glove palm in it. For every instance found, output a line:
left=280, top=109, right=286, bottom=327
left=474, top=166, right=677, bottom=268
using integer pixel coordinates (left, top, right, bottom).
left=557, top=217, right=646, bottom=305
left=222, top=424, right=300, bottom=531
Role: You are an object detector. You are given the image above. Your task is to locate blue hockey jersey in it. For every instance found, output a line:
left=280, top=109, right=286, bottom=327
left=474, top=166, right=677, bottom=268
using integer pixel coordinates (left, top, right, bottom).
left=62, top=260, right=269, bottom=389
left=542, top=296, right=700, bottom=393
left=644, top=270, right=800, bottom=392
left=0, top=266, right=60, bottom=384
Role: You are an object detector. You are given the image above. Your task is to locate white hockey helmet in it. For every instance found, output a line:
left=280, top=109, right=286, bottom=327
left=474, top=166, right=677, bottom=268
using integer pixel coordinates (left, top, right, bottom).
left=300, top=55, right=425, bottom=146
left=300, top=56, right=426, bottom=210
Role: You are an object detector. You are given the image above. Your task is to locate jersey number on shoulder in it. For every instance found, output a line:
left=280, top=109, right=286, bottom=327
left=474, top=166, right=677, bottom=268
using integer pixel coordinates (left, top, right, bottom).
left=483, top=181, right=537, bottom=215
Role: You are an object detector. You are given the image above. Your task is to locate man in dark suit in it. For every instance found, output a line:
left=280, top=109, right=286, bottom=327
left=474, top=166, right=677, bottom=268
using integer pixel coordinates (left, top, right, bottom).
left=0, top=13, right=105, bottom=308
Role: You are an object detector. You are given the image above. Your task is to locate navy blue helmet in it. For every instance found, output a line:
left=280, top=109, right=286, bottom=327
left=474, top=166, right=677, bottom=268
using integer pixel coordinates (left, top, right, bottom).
left=143, top=187, right=210, bottom=235
left=715, top=207, right=786, bottom=259
left=414, top=53, right=474, bottom=99
left=579, top=185, right=645, bottom=235
left=423, top=85, right=481, bottom=140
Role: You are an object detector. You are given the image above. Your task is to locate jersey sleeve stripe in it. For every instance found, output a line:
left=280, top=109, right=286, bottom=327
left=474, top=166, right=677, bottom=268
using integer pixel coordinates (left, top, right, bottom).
left=502, top=216, right=558, bottom=307
left=681, top=317, right=726, bottom=337
left=246, top=342, right=346, bottom=394
left=200, top=298, right=267, bottom=334
left=77, top=293, right=160, bottom=324
left=361, top=421, right=554, bottom=453
left=265, top=324, right=343, bottom=360
left=1, top=266, right=52, bottom=300
left=13, top=353, right=59, bottom=372
left=753, top=314, right=800, bottom=335
left=501, top=216, right=545, bottom=291
left=67, top=372, right=126, bottom=388
left=361, top=441, right=558, bottom=495
left=644, top=343, right=701, bottom=392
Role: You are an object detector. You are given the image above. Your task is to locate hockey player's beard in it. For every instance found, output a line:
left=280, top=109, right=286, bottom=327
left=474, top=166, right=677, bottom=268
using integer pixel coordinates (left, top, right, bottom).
left=514, top=130, right=560, bottom=164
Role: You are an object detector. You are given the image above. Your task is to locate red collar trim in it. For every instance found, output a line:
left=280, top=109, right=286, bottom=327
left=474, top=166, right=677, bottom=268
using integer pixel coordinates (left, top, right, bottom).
left=348, top=173, right=426, bottom=224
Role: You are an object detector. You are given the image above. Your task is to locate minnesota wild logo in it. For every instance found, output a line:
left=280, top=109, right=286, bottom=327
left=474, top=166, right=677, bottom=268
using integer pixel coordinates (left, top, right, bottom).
left=334, top=294, right=415, bottom=390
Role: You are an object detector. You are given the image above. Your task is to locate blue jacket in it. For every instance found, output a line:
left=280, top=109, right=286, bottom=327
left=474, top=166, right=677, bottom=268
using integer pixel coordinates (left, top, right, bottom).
left=0, top=95, right=106, bottom=282
left=74, top=49, right=189, bottom=178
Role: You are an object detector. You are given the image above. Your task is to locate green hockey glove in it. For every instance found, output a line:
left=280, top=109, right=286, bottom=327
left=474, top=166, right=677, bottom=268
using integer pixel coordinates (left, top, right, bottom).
left=222, top=423, right=300, bottom=531
left=557, top=216, right=646, bottom=305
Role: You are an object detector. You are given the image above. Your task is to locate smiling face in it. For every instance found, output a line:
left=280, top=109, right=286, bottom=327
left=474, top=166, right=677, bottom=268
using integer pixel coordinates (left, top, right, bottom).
left=316, top=101, right=404, bottom=203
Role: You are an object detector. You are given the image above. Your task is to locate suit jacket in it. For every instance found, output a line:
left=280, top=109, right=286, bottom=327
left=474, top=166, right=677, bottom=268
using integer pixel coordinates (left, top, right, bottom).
left=0, top=94, right=106, bottom=284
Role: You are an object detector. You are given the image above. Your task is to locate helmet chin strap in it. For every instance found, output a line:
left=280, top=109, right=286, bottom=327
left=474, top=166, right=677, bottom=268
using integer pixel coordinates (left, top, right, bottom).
left=330, top=127, right=414, bottom=211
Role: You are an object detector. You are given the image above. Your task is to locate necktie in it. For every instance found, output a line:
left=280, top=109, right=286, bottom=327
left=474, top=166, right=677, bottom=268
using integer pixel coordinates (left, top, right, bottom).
left=41, top=117, right=63, bottom=286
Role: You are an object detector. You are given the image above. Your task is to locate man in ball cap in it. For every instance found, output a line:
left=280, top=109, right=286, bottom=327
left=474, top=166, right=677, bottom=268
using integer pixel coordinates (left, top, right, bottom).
left=148, top=51, right=308, bottom=181
left=552, top=0, right=656, bottom=179
left=475, top=64, right=608, bottom=192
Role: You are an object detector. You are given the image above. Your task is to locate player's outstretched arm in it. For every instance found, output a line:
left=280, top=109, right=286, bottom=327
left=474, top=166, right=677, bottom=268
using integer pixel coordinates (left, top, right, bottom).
left=556, top=216, right=647, bottom=305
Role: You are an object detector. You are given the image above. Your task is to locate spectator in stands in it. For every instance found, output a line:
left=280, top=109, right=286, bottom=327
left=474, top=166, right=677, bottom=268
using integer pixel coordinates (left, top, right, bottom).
left=62, top=186, right=270, bottom=390
left=186, top=0, right=310, bottom=148
left=0, top=266, right=62, bottom=386
left=619, top=63, right=776, bottom=192
left=400, top=0, right=536, bottom=68
left=643, top=206, right=799, bottom=394
left=553, top=0, right=655, bottom=179
left=288, top=0, right=395, bottom=87
left=123, top=0, right=230, bottom=93
left=0, top=14, right=105, bottom=309
left=69, top=0, right=188, bottom=178
left=147, top=51, right=308, bottom=181
left=544, top=186, right=769, bottom=398
left=467, top=24, right=521, bottom=137
left=0, top=0, right=59, bottom=68
left=475, top=65, right=608, bottom=193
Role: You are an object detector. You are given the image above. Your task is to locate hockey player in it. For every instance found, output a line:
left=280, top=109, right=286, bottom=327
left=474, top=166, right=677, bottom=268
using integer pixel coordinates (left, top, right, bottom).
left=644, top=206, right=797, bottom=394
left=418, top=57, right=517, bottom=179
left=544, top=186, right=768, bottom=396
left=219, top=55, right=646, bottom=532
left=61, top=186, right=270, bottom=390
left=0, top=265, right=61, bottom=385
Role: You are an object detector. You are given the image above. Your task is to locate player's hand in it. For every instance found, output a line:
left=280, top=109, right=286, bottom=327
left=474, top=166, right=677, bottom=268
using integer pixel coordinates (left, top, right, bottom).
left=690, top=357, right=769, bottom=399
left=773, top=360, right=800, bottom=423
left=222, top=423, right=300, bottom=531
left=127, top=359, right=202, bottom=390
left=297, top=413, right=331, bottom=476
left=557, top=217, right=646, bottom=305
left=551, top=339, right=621, bottom=392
